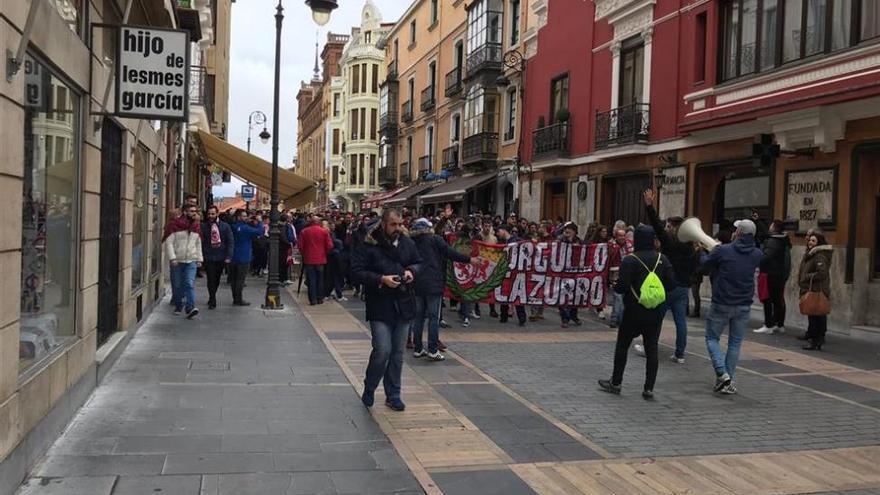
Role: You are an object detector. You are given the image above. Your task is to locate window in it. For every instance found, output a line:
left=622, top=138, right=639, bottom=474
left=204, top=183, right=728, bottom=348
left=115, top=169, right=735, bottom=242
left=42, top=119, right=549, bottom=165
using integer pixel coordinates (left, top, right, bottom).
left=370, top=154, right=377, bottom=186
left=720, top=0, right=873, bottom=82
left=426, top=125, right=435, bottom=169
left=505, top=87, right=517, bottom=140
left=360, top=154, right=366, bottom=185
left=360, top=108, right=367, bottom=140
left=332, top=166, right=338, bottom=191
left=407, top=135, right=413, bottom=166
left=429, top=61, right=437, bottom=96
left=372, top=64, right=379, bottom=93
left=132, top=145, right=149, bottom=290
left=510, top=0, right=521, bottom=46
left=464, top=85, right=498, bottom=137
left=365, top=31, right=372, bottom=44
left=350, top=155, right=358, bottom=184
left=694, top=12, right=708, bottom=82
left=467, top=0, right=503, bottom=56
left=410, top=20, right=417, bottom=46
left=452, top=113, right=461, bottom=142
left=371, top=109, right=378, bottom=140
left=361, top=63, right=368, bottom=93
left=619, top=40, right=644, bottom=106
left=333, top=93, right=340, bottom=117
left=350, top=108, right=358, bottom=139
left=53, top=0, right=83, bottom=35
left=352, top=64, right=360, bottom=94
left=431, top=0, right=439, bottom=25
left=21, top=53, right=79, bottom=369
left=549, top=74, right=570, bottom=123
left=408, top=78, right=415, bottom=101
left=332, top=129, right=340, bottom=155
left=150, top=160, right=163, bottom=277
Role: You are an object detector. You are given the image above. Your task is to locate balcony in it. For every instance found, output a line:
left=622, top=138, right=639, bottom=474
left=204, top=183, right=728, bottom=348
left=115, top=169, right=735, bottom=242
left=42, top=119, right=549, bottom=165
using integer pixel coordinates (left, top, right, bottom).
left=442, top=145, right=459, bottom=170
left=461, top=132, right=498, bottom=166
left=401, top=101, right=413, bottom=123
left=175, top=1, right=202, bottom=41
left=399, top=162, right=411, bottom=184
left=445, top=67, right=463, bottom=97
left=379, top=111, right=398, bottom=139
left=189, top=66, right=207, bottom=106
left=387, top=60, right=398, bottom=82
left=379, top=166, right=397, bottom=188
left=532, top=122, right=571, bottom=160
left=418, top=154, right=433, bottom=175
left=420, top=86, right=436, bottom=112
left=466, top=43, right=502, bottom=80
left=594, top=103, right=650, bottom=150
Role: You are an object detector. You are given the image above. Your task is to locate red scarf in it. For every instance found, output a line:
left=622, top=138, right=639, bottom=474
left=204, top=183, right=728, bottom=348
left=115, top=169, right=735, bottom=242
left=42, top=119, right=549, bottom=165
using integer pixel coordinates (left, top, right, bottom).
left=162, top=215, right=199, bottom=241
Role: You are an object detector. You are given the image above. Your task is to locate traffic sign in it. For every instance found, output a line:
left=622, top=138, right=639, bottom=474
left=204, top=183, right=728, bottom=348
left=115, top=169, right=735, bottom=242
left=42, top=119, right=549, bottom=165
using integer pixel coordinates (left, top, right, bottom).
left=241, top=184, right=256, bottom=202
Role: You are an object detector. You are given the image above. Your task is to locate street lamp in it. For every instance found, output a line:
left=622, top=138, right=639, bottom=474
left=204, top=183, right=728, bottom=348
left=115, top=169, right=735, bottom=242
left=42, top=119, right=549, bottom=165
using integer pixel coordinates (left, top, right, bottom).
left=495, top=49, right=532, bottom=197
left=264, top=0, right=339, bottom=310
left=247, top=110, right=270, bottom=153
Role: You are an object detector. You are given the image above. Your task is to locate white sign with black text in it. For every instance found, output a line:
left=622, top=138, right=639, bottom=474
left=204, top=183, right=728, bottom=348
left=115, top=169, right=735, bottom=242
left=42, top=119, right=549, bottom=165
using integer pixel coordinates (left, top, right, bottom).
left=116, top=26, right=189, bottom=120
left=785, top=168, right=836, bottom=232
left=658, top=166, right=687, bottom=220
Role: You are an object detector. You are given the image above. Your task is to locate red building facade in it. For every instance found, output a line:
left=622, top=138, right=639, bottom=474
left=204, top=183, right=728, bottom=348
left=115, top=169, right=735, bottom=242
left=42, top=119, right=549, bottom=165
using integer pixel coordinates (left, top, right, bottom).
left=521, top=0, right=880, bottom=337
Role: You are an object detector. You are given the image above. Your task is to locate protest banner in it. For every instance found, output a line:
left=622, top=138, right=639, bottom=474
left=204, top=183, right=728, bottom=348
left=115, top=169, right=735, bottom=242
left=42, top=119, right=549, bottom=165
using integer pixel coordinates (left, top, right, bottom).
left=445, top=240, right=609, bottom=307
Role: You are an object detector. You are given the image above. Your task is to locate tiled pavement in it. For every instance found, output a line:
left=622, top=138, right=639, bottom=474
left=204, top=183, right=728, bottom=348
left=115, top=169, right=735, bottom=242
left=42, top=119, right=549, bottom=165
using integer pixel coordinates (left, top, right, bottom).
left=16, top=282, right=421, bottom=495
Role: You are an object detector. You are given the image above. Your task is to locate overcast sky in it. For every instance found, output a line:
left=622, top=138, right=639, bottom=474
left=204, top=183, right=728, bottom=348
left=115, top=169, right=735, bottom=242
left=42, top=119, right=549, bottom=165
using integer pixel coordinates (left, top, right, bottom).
left=214, top=0, right=408, bottom=198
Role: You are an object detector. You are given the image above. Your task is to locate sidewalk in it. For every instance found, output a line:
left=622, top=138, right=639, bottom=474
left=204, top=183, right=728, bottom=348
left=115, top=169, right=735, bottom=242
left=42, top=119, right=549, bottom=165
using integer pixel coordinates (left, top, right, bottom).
left=16, top=280, right=422, bottom=495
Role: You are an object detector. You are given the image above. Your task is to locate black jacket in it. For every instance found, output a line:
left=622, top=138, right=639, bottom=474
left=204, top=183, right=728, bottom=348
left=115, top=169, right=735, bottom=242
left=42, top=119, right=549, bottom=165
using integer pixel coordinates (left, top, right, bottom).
left=200, top=220, right=234, bottom=262
left=759, top=233, right=791, bottom=278
left=411, top=231, right=471, bottom=296
left=615, top=249, right=676, bottom=325
left=646, top=205, right=697, bottom=287
left=350, top=224, right=423, bottom=322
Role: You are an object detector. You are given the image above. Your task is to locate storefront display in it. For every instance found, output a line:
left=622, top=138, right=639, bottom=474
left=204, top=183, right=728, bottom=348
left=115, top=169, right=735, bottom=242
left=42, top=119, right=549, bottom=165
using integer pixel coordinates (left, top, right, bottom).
left=20, top=53, right=79, bottom=370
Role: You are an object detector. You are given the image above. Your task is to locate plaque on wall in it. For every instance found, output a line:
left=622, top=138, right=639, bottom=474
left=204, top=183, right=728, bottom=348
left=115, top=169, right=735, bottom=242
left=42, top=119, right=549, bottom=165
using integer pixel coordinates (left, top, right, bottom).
left=658, top=166, right=687, bottom=220
left=784, top=167, right=837, bottom=233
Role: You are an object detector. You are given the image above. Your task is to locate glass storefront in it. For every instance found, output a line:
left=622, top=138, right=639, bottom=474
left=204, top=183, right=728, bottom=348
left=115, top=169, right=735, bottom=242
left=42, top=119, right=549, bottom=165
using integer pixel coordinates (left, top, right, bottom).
left=21, top=53, right=79, bottom=370
left=151, top=161, right=164, bottom=277
left=132, top=146, right=148, bottom=289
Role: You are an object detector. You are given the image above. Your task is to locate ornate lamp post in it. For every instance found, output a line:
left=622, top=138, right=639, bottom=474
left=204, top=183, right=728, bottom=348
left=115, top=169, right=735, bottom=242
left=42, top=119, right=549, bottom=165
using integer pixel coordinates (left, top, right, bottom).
left=247, top=110, right=271, bottom=153
left=264, top=0, right=338, bottom=310
left=495, top=49, right=532, bottom=198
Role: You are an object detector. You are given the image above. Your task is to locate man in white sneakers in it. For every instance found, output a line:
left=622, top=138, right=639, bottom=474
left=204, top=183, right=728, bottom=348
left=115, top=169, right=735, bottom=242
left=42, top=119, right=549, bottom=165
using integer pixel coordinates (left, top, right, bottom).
left=164, top=204, right=204, bottom=318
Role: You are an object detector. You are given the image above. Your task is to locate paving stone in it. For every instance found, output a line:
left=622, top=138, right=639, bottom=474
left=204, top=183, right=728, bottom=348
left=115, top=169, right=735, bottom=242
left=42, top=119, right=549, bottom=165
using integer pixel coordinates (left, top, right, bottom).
left=112, top=475, right=201, bottom=495
left=16, top=476, right=116, bottom=495
left=34, top=455, right=166, bottom=477
left=214, top=473, right=297, bottom=495
left=329, top=470, right=423, bottom=494
left=736, top=358, right=806, bottom=375
left=272, top=452, right=378, bottom=472
left=324, top=331, right=369, bottom=340
left=114, top=435, right=221, bottom=454
left=162, top=453, right=274, bottom=475
left=219, top=434, right=322, bottom=453
left=431, top=469, right=538, bottom=495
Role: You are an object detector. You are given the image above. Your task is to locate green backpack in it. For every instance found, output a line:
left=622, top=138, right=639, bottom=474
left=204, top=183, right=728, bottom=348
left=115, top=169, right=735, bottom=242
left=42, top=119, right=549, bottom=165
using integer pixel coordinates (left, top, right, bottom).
left=628, top=254, right=666, bottom=309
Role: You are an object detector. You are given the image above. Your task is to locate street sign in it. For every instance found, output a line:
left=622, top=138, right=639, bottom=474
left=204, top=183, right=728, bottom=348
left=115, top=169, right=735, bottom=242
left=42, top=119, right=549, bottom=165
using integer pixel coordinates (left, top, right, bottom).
left=241, top=185, right=256, bottom=202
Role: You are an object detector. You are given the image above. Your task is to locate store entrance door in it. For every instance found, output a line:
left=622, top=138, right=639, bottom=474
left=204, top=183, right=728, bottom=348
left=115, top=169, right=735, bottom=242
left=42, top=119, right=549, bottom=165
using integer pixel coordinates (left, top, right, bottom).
left=544, top=182, right=567, bottom=222
left=98, top=119, right=123, bottom=345
left=602, top=174, right=651, bottom=227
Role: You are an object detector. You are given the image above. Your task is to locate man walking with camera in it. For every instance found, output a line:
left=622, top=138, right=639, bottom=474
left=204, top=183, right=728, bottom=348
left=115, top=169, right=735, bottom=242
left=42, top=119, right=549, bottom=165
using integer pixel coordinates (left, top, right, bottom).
left=351, top=209, right=423, bottom=412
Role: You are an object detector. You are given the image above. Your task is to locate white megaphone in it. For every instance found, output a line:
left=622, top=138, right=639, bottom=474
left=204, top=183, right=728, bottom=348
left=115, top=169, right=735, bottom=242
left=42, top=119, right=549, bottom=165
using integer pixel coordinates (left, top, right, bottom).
left=677, top=217, right=720, bottom=251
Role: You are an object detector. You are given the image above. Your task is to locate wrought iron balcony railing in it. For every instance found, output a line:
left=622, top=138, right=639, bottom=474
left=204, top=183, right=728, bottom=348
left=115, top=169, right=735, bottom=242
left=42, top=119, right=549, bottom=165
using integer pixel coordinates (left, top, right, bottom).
left=379, top=111, right=398, bottom=137
left=378, top=166, right=397, bottom=187
left=418, top=154, right=433, bottom=174
left=387, top=60, right=398, bottom=81
left=189, top=65, right=207, bottom=106
left=445, top=67, right=463, bottom=97
left=466, top=42, right=502, bottom=79
left=594, top=103, right=650, bottom=149
left=461, top=132, right=499, bottom=166
left=442, top=145, right=459, bottom=170
left=401, top=101, right=413, bottom=123
left=532, top=122, right=571, bottom=159
left=399, top=162, right=411, bottom=184
left=420, top=86, right=436, bottom=112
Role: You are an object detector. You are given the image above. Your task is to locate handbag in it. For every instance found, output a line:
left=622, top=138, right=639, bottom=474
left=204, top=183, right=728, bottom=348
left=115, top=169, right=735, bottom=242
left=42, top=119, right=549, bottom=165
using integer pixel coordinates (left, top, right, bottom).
left=799, top=274, right=830, bottom=316
left=757, top=272, right=769, bottom=301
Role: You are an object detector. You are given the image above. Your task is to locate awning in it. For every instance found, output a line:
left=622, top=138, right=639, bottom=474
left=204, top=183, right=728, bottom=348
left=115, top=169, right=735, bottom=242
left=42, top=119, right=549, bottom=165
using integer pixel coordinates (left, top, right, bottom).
left=192, top=130, right=317, bottom=208
left=384, top=182, right=438, bottom=208
left=360, top=187, right=408, bottom=210
left=419, top=171, right=497, bottom=204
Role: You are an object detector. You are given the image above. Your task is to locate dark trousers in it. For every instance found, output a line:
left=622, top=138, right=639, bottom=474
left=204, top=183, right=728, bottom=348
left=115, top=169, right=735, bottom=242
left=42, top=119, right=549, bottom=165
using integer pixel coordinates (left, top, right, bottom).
left=305, top=264, right=324, bottom=304
left=691, top=279, right=702, bottom=316
left=500, top=304, right=526, bottom=323
left=611, top=314, right=662, bottom=391
left=204, top=260, right=226, bottom=303
left=279, top=247, right=290, bottom=283
left=231, top=263, right=249, bottom=303
left=762, top=274, right=786, bottom=327
left=806, top=315, right=828, bottom=344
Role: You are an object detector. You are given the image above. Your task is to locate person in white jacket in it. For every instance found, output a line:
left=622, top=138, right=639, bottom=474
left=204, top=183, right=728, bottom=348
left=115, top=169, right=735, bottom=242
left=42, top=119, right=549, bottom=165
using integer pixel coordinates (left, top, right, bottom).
left=163, top=204, right=204, bottom=318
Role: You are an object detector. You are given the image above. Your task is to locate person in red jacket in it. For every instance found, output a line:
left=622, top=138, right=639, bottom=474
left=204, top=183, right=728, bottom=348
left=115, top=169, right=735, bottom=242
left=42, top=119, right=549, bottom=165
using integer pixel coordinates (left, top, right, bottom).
left=298, top=214, right=334, bottom=305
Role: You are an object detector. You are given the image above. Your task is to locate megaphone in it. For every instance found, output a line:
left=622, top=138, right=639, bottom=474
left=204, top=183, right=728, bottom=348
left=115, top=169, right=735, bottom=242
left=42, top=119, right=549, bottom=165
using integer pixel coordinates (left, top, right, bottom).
left=678, top=217, right=720, bottom=251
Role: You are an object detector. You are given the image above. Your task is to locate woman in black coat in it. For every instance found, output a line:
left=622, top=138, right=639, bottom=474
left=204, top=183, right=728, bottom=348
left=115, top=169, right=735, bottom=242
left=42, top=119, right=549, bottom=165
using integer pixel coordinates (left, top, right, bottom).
left=599, top=225, right=676, bottom=399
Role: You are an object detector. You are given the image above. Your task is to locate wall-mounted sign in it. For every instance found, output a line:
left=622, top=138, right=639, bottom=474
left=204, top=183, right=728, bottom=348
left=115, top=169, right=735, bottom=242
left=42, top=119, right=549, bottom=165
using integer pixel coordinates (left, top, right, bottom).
left=116, top=25, right=189, bottom=120
left=658, top=166, right=687, bottom=220
left=241, top=185, right=256, bottom=202
left=570, top=176, right=595, bottom=236
left=785, top=167, right=837, bottom=233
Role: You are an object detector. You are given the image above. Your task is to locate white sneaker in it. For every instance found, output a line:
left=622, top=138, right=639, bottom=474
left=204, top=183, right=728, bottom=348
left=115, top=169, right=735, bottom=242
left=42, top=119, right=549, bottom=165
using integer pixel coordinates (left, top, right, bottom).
left=427, top=351, right=445, bottom=361
left=633, top=344, right=646, bottom=357
left=599, top=309, right=607, bottom=320
left=753, top=326, right=774, bottom=334
left=670, top=355, right=685, bottom=364
left=775, top=326, right=785, bottom=334
left=413, top=349, right=427, bottom=358
left=470, top=311, right=480, bottom=320
left=461, top=318, right=470, bottom=328
left=337, top=296, right=349, bottom=302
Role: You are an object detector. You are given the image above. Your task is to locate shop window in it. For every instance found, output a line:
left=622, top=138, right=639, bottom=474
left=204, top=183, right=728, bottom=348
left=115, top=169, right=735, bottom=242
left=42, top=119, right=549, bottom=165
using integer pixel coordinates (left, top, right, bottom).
left=21, top=53, right=79, bottom=370
left=150, top=161, right=163, bottom=277
left=132, top=146, right=149, bottom=290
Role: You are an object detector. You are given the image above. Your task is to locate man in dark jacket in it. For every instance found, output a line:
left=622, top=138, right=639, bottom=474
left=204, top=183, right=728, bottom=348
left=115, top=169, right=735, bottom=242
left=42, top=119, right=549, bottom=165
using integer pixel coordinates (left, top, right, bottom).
left=754, top=219, right=791, bottom=335
left=599, top=226, right=675, bottom=399
left=642, top=190, right=697, bottom=363
left=410, top=218, right=474, bottom=361
left=201, top=206, right=234, bottom=309
left=351, top=209, right=423, bottom=412
left=699, top=219, right=763, bottom=395
left=496, top=226, right=528, bottom=325
left=230, top=210, right=266, bottom=306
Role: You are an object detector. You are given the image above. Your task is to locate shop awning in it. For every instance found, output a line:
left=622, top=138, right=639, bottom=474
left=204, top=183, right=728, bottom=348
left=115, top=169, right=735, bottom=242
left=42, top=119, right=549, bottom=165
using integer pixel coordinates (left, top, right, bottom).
left=192, top=130, right=317, bottom=208
left=360, top=187, right=408, bottom=210
left=384, top=182, right=438, bottom=208
left=419, top=171, right=497, bottom=205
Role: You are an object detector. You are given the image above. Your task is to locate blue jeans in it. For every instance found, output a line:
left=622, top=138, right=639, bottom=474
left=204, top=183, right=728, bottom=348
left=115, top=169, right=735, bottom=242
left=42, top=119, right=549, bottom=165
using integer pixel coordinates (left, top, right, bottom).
left=304, top=264, right=324, bottom=304
left=458, top=301, right=471, bottom=320
left=171, top=262, right=198, bottom=312
left=365, top=319, right=411, bottom=401
left=704, top=303, right=750, bottom=378
left=667, top=285, right=690, bottom=358
left=169, top=261, right=181, bottom=305
left=608, top=291, right=624, bottom=325
left=413, top=294, right=443, bottom=353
